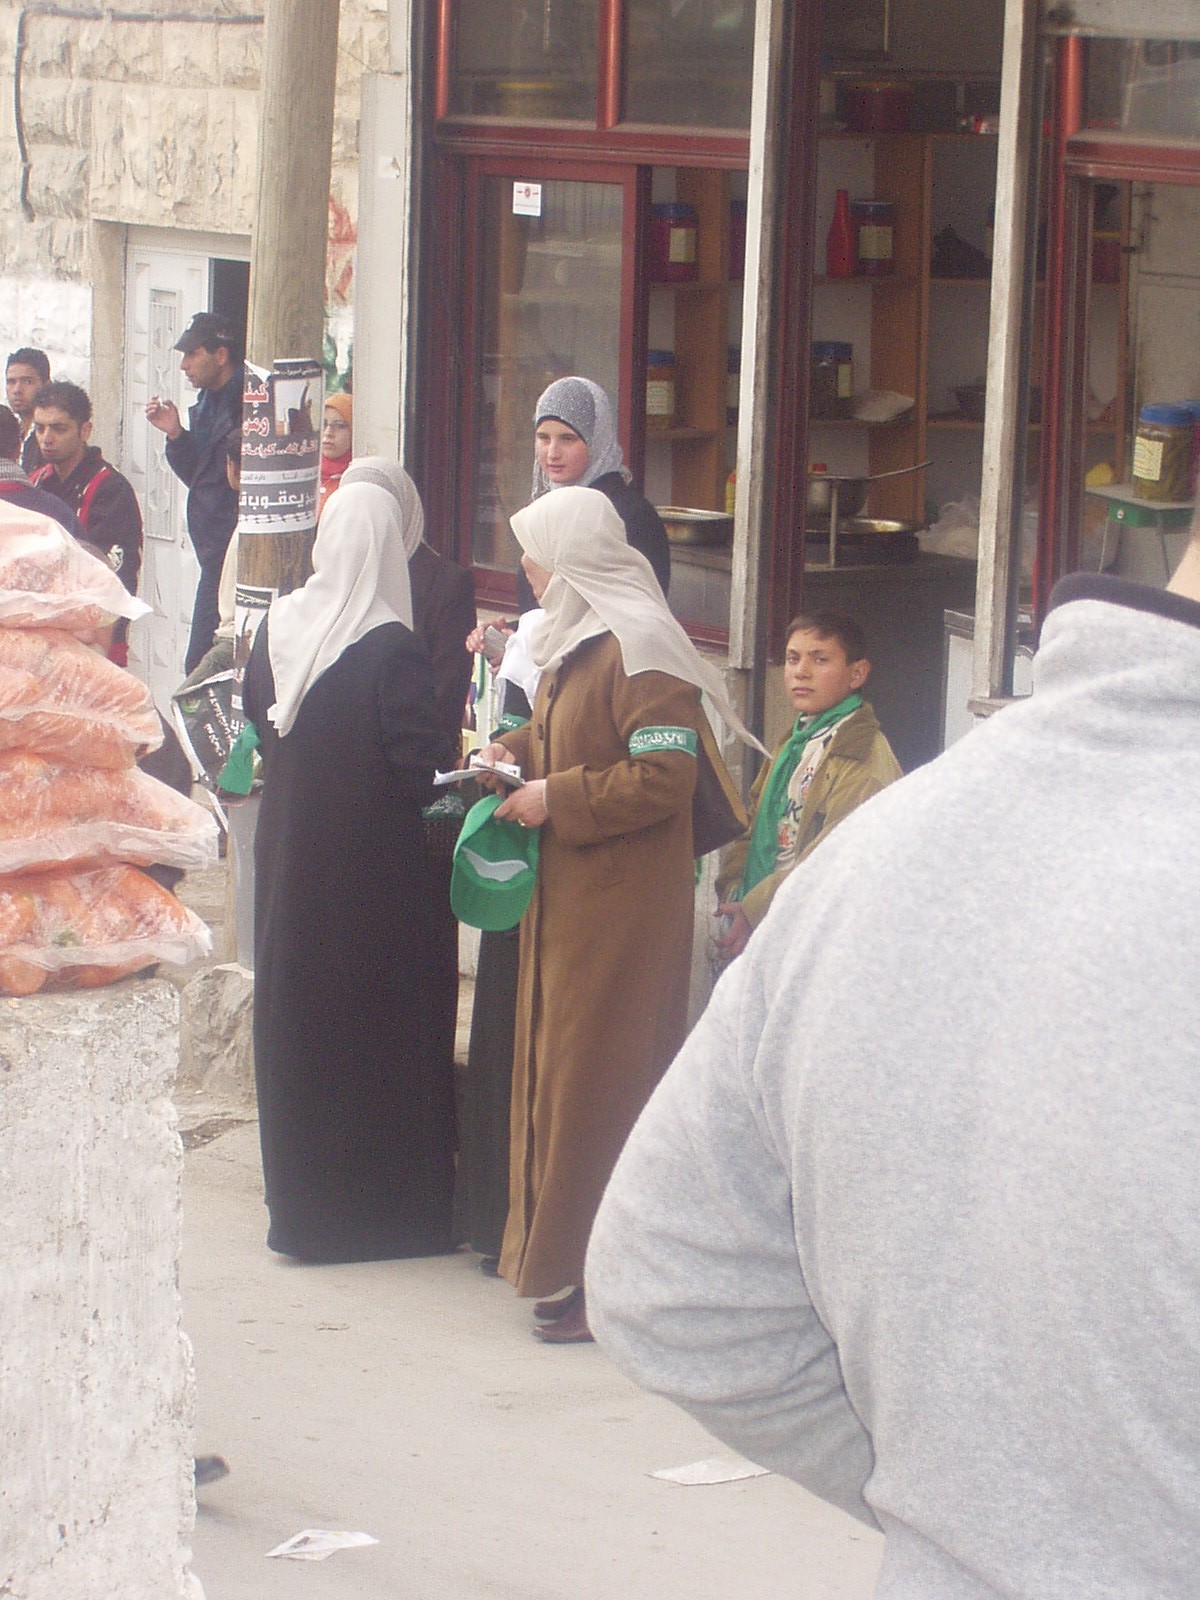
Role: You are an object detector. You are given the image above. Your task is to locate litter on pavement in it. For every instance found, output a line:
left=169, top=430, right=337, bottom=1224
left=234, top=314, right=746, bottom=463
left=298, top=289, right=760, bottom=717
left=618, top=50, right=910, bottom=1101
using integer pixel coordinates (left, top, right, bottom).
left=265, top=1529, right=380, bottom=1561
left=649, top=1455, right=772, bottom=1486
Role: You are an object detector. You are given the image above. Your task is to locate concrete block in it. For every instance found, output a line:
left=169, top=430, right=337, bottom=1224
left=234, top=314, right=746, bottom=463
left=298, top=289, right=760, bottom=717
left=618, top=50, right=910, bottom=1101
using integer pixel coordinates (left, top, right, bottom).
left=117, top=88, right=154, bottom=220
left=75, top=19, right=162, bottom=83
left=332, top=110, right=360, bottom=167
left=229, top=91, right=259, bottom=228
left=0, top=136, right=22, bottom=197
left=20, top=78, right=91, bottom=147
left=87, top=81, right=125, bottom=216
left=178, top=963, right=256, bottom=1109
left=162, top=21, right=220, bottom=88
left=216, top=23, right=262, bottom=91
left=26, top=145, right=90, bottom=221
left=20, top=16, right=73, bottom=79
left=0, top=270, right=93, bottom=378
left=0, top=979, right=196, bottom=1598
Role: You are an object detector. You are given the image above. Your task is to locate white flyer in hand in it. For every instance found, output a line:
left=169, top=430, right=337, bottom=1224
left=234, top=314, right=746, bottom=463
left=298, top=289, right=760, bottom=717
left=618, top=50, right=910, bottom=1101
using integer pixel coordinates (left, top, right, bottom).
left=433, top=756, right=524, bottom=789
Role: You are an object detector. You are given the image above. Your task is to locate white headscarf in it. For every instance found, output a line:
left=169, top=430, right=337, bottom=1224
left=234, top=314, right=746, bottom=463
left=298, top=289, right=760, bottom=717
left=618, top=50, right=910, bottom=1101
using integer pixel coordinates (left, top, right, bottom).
left=511, top=487, right=764, bottom=752
left=266, top=480, right=414, bottom=736
left=531, top=377, right=629, bottom=500
left=339, top=457, right=425, bottom=557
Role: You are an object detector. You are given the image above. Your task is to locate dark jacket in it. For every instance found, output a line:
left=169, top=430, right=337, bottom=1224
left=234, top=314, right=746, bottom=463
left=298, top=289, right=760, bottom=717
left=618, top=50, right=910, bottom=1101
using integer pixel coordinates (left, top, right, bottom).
left=20, top=426, right=43, bottom=475
left=0, top=476, right=86, bottom=540
left=31, top=446, right=142, bottom=595
left=410, top=541, right=477, bottom=772
left=164, top=364, right=243, bottom=566
left=590, top=472, right=671, bottom=596
left=516, top=473, right=672, bottom=612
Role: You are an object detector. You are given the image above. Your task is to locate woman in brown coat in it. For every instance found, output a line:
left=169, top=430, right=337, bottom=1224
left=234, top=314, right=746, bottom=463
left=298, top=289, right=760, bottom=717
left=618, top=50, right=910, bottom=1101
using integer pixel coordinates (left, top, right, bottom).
left=475, top=486, right=760, bottom=1342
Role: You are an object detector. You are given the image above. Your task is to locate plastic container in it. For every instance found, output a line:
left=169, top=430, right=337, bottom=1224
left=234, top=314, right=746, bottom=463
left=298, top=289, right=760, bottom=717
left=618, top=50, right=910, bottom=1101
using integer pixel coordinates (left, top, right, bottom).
left=845, top=81, right=913, bottom=135
left=648, top=203, right=698, bottom=282
left=1131, top=403, right=1193, bottom=502
left=811, top=341, right=853, bottom=420
left=728, top=198, right=747, bottom=280
left=851, top=199, right=895, bottom=275
left=646, top=350, right=677, bottom=431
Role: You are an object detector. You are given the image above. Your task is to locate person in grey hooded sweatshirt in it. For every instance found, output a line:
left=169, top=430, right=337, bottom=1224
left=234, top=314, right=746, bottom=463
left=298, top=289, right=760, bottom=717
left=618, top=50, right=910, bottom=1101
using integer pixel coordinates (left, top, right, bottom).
left=586, top=508, right=1200, bottom=1599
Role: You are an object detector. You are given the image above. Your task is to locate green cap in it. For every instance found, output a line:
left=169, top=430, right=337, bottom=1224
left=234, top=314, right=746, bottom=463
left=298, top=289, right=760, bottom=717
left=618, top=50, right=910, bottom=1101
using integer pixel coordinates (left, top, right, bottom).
left=450, top=793, right=539, bottom=931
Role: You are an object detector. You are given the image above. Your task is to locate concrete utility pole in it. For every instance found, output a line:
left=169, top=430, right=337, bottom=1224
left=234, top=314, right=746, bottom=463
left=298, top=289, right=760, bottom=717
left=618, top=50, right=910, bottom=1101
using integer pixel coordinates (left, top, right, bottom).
left=247, top=0, right=341, bottom=370
left=241, top=0, right=341, bottom=598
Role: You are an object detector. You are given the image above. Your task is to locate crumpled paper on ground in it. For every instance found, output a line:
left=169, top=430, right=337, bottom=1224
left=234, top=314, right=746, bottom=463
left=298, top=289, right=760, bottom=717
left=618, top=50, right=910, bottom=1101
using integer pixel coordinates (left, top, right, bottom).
left=649, top=1455, right=772, bottom=1486
left=266, top=1529, right=379, bottom=1561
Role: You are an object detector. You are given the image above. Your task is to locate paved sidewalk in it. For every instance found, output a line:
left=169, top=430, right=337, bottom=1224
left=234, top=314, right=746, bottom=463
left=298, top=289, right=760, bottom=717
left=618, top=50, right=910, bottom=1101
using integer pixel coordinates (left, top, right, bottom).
left=182, top=1121, right=883, bottom=1599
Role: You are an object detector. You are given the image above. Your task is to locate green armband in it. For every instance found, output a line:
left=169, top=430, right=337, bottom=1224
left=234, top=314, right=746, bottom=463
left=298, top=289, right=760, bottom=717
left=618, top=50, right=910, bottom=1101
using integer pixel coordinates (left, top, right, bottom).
left=218, top=720, right=260, bottom=795
left=628, top=725, right=698, bottom=758
left=492, top=713, right=527, bottom=736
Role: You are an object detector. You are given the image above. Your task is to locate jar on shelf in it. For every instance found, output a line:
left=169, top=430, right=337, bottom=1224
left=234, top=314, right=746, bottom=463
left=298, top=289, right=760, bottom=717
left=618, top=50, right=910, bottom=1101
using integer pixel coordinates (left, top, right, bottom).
left=648, top=203, right=699, bottom=283
left=646, top=349, right=677, bottom=431
left=1131, top=403, right=1193, bottom=502
left=810, top=341, right=854, bottom=420
left=727, top=347, right=741, bottom=427
left=1183, top=399, right=1200, bottom=495
left=851, top=199, right=896, bottom=276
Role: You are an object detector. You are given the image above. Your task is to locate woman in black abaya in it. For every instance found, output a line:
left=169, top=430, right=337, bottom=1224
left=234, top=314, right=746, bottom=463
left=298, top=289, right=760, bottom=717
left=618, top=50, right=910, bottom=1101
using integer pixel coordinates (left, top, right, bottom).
left=243, top=479, right=454, bottom=1263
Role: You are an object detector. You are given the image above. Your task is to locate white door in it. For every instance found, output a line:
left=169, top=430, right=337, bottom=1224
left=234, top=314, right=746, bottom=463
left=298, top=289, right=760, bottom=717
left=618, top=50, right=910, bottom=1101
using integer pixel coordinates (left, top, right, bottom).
left=123, top=230, right=249, bottom=711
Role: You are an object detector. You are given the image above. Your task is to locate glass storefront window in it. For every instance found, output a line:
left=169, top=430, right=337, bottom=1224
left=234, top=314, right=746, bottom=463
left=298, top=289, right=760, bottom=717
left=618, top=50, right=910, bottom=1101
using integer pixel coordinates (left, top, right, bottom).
left=623, top=0, right=755, bottom=128
left=472, top=176, right=624, bottom=572
left=1116, top=40, right=1200, bottom=141
left=449, top=0, right=600, bottom=121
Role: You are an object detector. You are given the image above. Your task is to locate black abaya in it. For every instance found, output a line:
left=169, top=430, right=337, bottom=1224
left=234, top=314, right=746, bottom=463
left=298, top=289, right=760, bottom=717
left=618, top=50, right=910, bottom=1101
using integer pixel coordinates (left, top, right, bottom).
left=243, top=619, right=456, bottom=1262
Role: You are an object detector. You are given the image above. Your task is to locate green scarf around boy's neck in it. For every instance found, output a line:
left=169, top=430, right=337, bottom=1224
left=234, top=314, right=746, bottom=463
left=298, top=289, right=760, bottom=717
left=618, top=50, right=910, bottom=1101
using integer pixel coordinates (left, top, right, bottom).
left=738, top=692, right=862, bottom=898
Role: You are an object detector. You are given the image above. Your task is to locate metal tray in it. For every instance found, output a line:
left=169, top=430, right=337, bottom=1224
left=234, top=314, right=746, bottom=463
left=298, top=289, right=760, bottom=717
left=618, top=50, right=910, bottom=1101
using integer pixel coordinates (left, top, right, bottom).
left=657, top=506, right=734, bottom=546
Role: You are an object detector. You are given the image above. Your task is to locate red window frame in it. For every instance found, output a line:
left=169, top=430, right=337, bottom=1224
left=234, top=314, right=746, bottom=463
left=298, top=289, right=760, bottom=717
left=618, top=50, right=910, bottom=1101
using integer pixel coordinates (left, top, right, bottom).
left=431, top=156, right=645, bottom=610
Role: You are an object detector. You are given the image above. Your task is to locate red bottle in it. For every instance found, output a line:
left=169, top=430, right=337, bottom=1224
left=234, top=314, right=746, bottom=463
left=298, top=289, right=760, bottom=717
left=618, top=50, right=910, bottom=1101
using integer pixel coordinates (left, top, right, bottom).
left=826, top=188, right=857, bottom=278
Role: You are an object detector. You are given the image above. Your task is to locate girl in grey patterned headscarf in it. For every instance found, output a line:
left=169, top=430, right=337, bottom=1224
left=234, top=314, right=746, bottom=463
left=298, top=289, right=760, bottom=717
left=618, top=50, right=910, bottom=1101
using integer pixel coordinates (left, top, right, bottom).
left=531, top=377, right=630, bottom=499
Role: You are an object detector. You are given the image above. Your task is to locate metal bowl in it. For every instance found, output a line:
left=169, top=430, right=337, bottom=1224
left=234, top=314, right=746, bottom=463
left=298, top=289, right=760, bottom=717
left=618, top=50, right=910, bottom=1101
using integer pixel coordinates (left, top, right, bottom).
left=656, top=506, right=734, bottom=546
left=806, top=476, right=868, bottom=520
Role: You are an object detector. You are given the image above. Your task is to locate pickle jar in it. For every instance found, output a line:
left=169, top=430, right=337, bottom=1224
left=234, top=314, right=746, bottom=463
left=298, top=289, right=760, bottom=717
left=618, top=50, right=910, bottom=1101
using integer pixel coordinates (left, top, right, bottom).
left=1131, top=403, right=1194, bottom=502
left=850, top=199, right=896, bottom=276
left=646, top=349, right=677, bottom=431
left=810, top=341, right=854, bottom=420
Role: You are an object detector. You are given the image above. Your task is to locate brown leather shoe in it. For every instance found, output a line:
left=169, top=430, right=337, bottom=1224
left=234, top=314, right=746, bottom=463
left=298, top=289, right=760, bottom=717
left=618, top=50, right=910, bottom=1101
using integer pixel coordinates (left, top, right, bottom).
left=533, top=1286, right=583, bottom=1322
left=533, top=1291, right=593, bottom=1344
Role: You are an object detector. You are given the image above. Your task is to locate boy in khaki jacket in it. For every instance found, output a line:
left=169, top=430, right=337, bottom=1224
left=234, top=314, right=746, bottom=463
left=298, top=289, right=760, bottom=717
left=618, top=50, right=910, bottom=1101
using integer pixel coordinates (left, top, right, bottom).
left=715, top=610, right=901, bottom=959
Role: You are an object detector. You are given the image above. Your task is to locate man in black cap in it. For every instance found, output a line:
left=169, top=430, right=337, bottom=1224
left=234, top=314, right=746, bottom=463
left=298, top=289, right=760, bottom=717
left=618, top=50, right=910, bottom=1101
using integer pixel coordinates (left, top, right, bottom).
left=146, top=311, right=244, bottom=672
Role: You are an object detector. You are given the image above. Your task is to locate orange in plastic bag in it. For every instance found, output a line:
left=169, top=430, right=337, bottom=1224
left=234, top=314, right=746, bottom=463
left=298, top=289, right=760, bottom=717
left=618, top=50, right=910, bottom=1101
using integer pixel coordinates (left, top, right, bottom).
left=0, top=863, right=211, bottom=995
left=0, top=749, right=218, bottom=874
left=0, top=626, right=162, bottom=767
left=0, top=500, right=150, bottom=641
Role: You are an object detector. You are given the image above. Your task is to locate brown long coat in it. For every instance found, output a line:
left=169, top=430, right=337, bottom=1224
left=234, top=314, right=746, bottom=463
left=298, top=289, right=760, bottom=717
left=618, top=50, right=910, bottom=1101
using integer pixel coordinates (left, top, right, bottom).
left=498, top=632, right=700, bottom=1297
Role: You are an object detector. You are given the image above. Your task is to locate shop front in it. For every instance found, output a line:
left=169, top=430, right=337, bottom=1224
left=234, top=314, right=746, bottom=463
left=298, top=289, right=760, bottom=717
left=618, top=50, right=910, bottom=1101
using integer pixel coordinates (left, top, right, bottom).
left=404, top=0, right=1200, bottom=770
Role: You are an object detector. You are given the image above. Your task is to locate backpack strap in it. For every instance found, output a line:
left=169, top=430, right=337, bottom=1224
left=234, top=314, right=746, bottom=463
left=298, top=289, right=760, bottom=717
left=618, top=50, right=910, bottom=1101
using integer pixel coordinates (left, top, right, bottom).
left=76, top=464, right=114, bottom=531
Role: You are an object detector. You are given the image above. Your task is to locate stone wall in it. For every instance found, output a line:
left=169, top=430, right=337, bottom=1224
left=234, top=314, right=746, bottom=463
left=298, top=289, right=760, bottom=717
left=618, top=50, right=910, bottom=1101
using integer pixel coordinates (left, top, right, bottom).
left=0, top=980, right=197, bottom=1598
left=0, top=0, right=390, bottom=392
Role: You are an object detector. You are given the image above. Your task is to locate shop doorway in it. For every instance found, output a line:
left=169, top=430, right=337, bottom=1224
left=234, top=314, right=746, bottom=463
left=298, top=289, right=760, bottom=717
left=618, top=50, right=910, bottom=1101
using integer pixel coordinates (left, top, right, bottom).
left=455, top=162, right=639, bottom=595
left=122, top=230, right=249, bottom=711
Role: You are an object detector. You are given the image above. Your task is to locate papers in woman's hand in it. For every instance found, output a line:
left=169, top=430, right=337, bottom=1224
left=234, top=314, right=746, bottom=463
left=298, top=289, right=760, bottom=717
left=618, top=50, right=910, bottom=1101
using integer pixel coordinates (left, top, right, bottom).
left=434, top=757, right=524, bottom=789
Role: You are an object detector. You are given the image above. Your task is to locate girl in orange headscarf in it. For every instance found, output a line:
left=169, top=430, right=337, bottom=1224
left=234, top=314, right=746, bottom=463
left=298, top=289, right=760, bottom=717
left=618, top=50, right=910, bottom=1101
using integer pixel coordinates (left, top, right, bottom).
left=317, top=392, right=352, bottom=520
